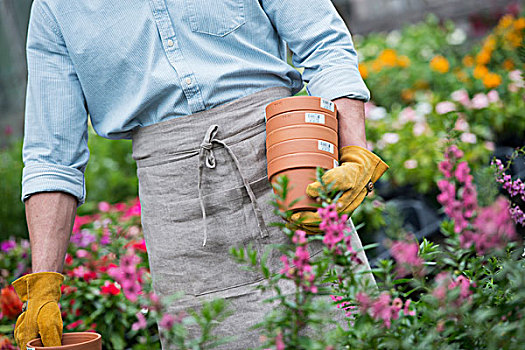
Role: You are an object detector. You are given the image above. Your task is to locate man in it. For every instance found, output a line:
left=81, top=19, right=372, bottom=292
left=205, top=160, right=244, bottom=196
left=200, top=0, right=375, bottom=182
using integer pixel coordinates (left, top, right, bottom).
left=13, top=0, right=388, bottom=349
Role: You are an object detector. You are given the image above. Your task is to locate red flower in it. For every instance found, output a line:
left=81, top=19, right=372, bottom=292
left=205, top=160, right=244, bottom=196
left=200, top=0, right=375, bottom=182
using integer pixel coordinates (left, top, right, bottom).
left=101, top=281, right=121, bottom=296
left=0, top=286, right=23, bottom=320
left=132, top=239, right=147, bottom=253
left=0, top=335, right=16, bottom=350
left=65, top=253, right=73, bottom=265
left=66, top=319, right=83, bottom=330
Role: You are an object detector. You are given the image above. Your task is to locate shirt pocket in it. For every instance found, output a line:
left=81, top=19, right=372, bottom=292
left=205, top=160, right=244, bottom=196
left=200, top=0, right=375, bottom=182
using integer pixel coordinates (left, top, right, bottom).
left=183, top=0, right=246, bottom=37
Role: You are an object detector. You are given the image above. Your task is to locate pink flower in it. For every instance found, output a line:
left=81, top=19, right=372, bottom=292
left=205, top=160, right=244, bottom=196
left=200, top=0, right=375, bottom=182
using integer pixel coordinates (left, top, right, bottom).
left=159, top=314, right=176, bottom=330
left=438, top=160, right=453, bottom=178
left=132, top=311, right=147, bottom=331
left=471, top=93, right=489, bottom=109
left=509, top=70, right=523, bottom=84
left=446, top=145, right=464, bottom=159
left=75, top=249, right=90, bottom=259
left=292, top=230, right=307, bottom=245
left=275, top=332, right=285, bottom=350
left=460, top=132, right=477, bottom=144
left=398, top=107, right=418, bottom=124
left=390, top=240, right=424, bottom=277
left=403, top=300, right=415, bottom=316
left=98, top=201, right=111, bottom=212
left=454, top=117, right=469, bottom=132
left=435, top=101, right=456, bottom=114
left=454, top=162, right=471, bottom=184
left=487, top=90, right=500, bottom=103
left=412, top=122, right=427, bottom=136
left=451, top=89, right=471, bottom=107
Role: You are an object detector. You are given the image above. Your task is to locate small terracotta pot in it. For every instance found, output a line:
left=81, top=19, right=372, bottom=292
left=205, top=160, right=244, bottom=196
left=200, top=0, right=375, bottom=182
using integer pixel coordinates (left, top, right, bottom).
left=266, top=125, right=338, bottom=149
left=266, top=96, right=337, bottom=119
left=267, top=138, right=338, bottom=163
left=26, top=332, right=102, bottom=350
left=266, top=111, right=338, bottom=134
left=270, top=168, right=319, bottom=211
left=267, top=152, right=337, bottom=179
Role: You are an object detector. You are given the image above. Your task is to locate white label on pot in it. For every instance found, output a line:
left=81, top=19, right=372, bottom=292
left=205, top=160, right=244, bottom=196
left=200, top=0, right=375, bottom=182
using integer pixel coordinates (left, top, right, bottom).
left=318, top=140, right=334, bottom=154
left=305, top=112, right=325, bottom=124
left=333, top=159, right=339, bottom=168
left=320, top=98, right=335, bottom=112
left=27, top=348, right=35, bottom=350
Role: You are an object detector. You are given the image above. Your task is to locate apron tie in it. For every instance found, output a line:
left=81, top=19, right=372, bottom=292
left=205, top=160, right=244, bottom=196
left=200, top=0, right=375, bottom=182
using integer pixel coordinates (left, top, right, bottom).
left=198, top=125, right=269, bottom=246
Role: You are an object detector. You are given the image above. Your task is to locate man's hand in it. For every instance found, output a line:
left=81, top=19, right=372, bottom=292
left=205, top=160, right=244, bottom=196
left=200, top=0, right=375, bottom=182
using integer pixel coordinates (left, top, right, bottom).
left=12, top=272, right=64, bottom=350
left=288, top=97, right=388, bottom=233
left=289, top=145, right=388, bottom=233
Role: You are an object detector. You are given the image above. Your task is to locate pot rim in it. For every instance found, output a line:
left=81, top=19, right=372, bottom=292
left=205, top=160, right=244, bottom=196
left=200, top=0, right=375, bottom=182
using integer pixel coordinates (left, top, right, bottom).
left=266, top=111, right=338, bottom=133
left=267, top=152, right=337, bottom=179
left=265, top=96, right=337, bottom=119
left=27, top=332, right=102, bottom=349
left=266, top=124, right=338, bottom=148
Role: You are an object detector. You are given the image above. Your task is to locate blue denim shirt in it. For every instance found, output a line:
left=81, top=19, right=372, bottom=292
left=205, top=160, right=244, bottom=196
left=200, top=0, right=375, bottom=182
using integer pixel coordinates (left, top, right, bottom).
left=22, top=0, right=370, bottom=206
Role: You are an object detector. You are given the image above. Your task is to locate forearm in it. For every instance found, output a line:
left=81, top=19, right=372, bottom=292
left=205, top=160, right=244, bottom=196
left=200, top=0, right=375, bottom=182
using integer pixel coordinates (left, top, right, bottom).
left=333, top=97, right=367, bottom=149
left=25, top=192, right=77, bottom=273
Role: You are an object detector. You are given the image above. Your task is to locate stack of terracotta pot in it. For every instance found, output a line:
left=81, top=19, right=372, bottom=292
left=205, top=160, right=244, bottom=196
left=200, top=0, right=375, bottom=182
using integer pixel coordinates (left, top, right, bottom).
left=266, top=96, right=338, bottom=211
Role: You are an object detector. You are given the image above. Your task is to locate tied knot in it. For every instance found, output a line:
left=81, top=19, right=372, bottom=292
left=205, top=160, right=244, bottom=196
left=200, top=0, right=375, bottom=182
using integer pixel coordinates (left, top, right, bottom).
left=200, top=125, right=219, bottom=169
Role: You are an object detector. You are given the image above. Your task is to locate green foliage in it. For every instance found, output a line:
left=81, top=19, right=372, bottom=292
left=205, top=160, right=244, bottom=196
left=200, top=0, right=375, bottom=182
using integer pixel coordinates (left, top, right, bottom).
left=0, top=140, right=25, bottom=240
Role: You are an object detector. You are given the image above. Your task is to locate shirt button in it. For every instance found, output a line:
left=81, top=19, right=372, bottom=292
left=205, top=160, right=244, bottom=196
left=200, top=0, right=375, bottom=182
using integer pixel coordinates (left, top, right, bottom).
left=167, top=39, right=174, bottom=47
left=185, top=77, right=192, bottom=85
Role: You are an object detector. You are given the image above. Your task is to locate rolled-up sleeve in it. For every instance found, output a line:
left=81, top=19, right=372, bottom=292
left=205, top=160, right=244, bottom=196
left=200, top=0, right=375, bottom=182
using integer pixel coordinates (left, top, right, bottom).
left=21, top=1, right=89, bottom=207
left=261, top=0, right=370, bottom=102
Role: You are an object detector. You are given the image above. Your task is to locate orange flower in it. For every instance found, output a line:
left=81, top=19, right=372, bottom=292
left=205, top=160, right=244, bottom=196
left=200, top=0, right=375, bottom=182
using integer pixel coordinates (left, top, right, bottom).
left=482, top=35, right=497, bottom=51
left=371, top=60, right=384, bottom=72
left=430, top=55, right=449, bottom=73
left=378, top=49, right=398, bottom=67
left=414, top=80, right=430, bottom=90
left=473, top=65, right=489, bottom=79
left=358, top=63, right=369, bottom=79
left=498, top=14, right=514, bottom=29
left=514, top=17, right=525, bottom=30
left=503, top=58, right=515, bottom=70
left=506, top=31, right=522, bottom=47
left=0, top=286, right=23, bottom=320
left=483, top=72, right=502, bottom=88
left=462, top=55, right=474, bottom=67
left=397, top=55, right=411, bottom=68
left=476, top=50, right=491, bottom=65
left=401, top=88, right=415, bottom=102
left=454, top=68, right=469, bottom=83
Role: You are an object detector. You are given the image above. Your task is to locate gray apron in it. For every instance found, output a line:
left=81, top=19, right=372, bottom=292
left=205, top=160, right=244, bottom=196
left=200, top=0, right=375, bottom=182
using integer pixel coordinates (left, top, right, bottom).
left=131, top=87, right=373, bottom=349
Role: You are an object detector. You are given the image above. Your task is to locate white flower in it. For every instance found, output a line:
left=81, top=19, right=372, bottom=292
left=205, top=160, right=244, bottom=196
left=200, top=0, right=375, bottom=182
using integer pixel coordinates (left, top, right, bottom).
left=415, top=102, right=432, bottom=116
left=413, top=122, right=427, bottom=136
left=460, top=132, right=477, bottom=144
left=446, top=27, right=467, bottom=45
left=420, top=47, right=434, bottom=60
left=386, top=30, right=402, bottom=47
left=435, top=101, right=456, bottom=115
left=368, top=106, right=387, bottom=121
left=404, top=159, right=418, bottom=169
left=382, top=132, right=400, bottom=144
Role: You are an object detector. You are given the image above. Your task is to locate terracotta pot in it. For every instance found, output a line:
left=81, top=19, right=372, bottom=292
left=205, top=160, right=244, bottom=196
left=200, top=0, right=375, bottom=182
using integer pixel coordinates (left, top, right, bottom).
left=266, top=111, right=338, bottom=134
left=266, top=125, right=338, bottom=149
left=266, top=96, right=337, bottom=120
left=26, top=333, right=102, bottom=350
left=267, top=152, right=337, bottom=179
left=267, top=138, right=338, bottom=163
left=270, top=168, right=319, bottom=211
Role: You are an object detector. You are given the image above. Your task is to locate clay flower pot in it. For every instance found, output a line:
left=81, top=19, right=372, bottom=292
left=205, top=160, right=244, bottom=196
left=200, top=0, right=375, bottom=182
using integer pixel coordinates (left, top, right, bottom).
left=266, top=124, right=338, bottom=149
left=267, top=138, right=338, bottom=163
left=265, top=96, right=337, bottom=120
left=268, top=153, right=338, bottom=211
left=266, top=111, right=338, bottom=134
left=27, top=332, right=102, bottom=350
left=270, top=168, right=320, bottom=211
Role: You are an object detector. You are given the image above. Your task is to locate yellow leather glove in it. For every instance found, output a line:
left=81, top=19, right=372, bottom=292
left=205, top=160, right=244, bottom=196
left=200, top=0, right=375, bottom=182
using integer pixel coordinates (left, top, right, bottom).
left=289, top=145, right=389, bottom=234
left=12, top=272, right=64, bottom=350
